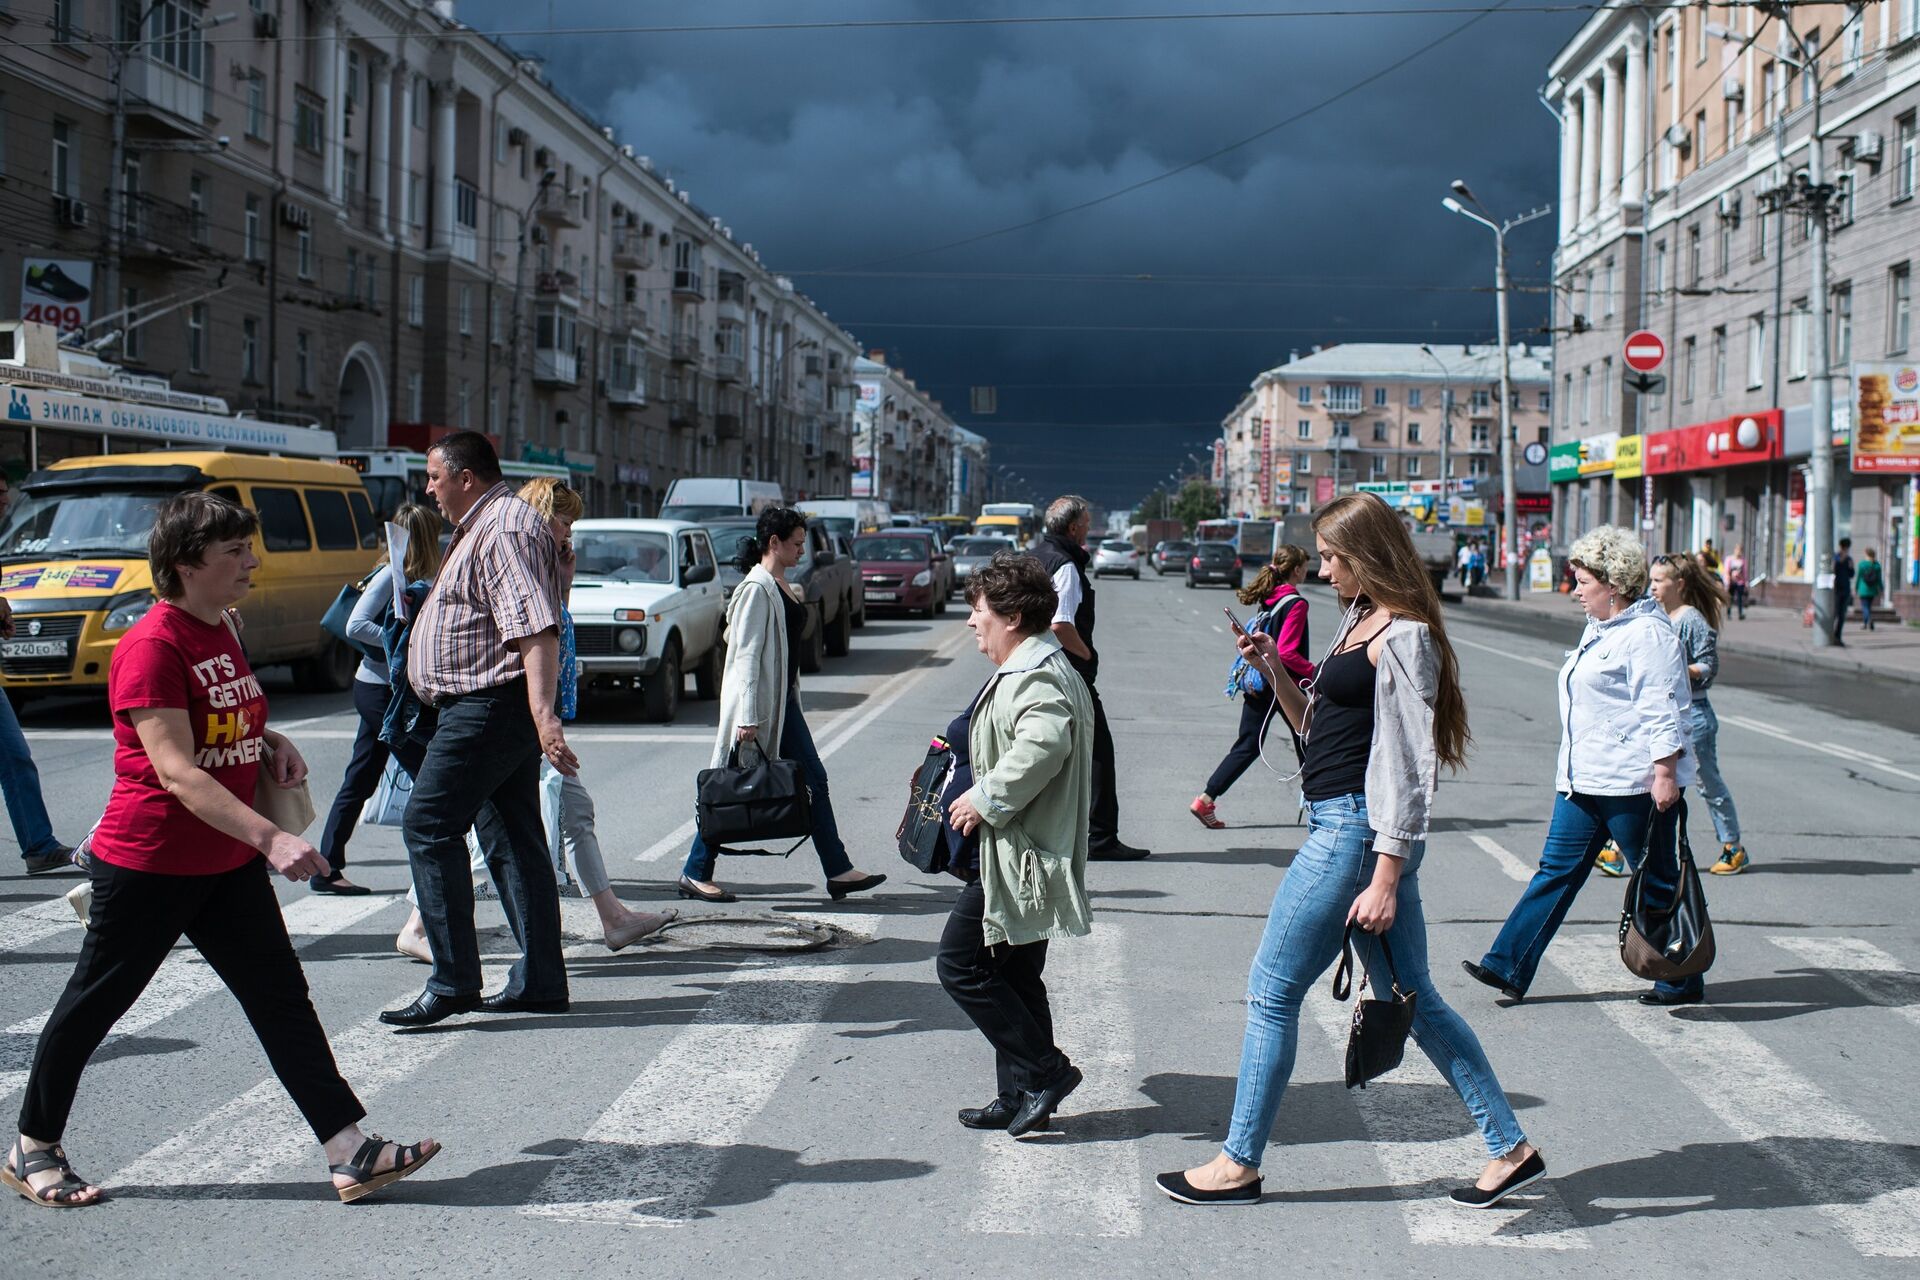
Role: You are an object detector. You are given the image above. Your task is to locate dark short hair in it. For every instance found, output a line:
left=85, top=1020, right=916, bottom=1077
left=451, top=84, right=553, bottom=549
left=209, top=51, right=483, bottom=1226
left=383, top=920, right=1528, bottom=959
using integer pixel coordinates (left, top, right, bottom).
left=965, top=551, right=1057, bottom=634
left=730, top=506, right=809, bottom=573
left=1839, top=537, right=1852, bottom=548
left=428, top=430, right=503, bottom=483
left=149, top=491, right=260, bottom=599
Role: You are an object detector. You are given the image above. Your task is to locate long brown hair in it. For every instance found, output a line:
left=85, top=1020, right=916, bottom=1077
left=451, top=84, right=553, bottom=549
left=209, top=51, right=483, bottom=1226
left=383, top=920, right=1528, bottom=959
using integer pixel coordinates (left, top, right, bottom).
left=384, top=502, right=445, bottom=583
left=1236, top=543, right=1311, bottom=606
left=1313, top=494, right=1470, bottom=770
left=1654, top=551, right=1727, bottom=630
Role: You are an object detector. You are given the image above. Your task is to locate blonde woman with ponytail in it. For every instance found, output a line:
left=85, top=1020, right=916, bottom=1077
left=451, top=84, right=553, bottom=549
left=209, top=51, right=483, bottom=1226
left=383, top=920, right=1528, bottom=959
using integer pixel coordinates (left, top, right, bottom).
left=1158, top=494, right=1543, bottom=1210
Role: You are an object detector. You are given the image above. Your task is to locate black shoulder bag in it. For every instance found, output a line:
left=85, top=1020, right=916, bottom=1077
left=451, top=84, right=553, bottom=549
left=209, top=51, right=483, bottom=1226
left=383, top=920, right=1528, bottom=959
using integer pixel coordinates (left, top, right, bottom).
left=895, top=737, right=955, bottom=874
left=696, top=741, right=813, bottom=848
left=1618, top=799, right=1716, bottom=982
left=1331, top=923, right=1417, bottom=1089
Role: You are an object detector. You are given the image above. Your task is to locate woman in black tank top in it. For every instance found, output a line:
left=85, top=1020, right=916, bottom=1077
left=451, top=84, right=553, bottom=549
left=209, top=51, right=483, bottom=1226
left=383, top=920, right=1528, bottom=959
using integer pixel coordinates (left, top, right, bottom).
left=1158, top=495, right=1544, bottom=1211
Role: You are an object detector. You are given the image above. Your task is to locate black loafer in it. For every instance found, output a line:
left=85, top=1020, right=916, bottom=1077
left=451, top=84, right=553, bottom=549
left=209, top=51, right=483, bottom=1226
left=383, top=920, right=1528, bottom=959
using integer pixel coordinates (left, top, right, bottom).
left=826, top=872, right=887, bottom=901
left=22, top=848, right=78, bottom=876
left=1155, top=1170, right=1263, bottom=1206
left=1087, top=840, right=1151, bottom=861
left=1007, top=1064, right=1082, bottom=1137
left=310, top=873, right=372, bottom=896
left=677, top=877, right=736, bottom=903
left=1450, top=1150, right=1547, bottom=1208
left=479, top=992, right=570, bottom=1015
left=378, top=990, right=481, bottom=1028
left=958, top=1098, right=1044, bottom=1131
left=1461, top=960, right=1525, bottom=1002
left=1636, top=988, right=1704, bottom=1006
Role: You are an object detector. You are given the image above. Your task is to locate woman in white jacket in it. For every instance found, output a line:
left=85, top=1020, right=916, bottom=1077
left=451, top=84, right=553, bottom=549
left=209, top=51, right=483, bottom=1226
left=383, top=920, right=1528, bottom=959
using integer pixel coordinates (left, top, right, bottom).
left=1466, top=525, right=1707, bottom=1007
left=677, top=508, right=887, bottom=904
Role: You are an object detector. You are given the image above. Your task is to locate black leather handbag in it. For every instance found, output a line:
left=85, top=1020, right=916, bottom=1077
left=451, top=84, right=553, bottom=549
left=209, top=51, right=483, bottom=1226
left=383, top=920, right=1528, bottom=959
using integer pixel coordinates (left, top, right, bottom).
left=1619, top=799, right=1716, bottom=982
left=1331, top=923, right=1417, bottom=1089
left=895, top=738, right=955, bottom=874
left=696, top=741, right=813, bottom=847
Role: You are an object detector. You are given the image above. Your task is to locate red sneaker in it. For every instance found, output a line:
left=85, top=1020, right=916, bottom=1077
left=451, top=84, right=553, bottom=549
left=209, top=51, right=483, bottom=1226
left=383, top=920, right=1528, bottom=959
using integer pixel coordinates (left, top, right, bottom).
left=1190, top=796, right=1225, bottom=829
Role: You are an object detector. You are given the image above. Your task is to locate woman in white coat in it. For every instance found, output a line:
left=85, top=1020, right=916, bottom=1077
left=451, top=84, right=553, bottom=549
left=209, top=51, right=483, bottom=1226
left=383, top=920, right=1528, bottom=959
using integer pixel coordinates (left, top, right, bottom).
left=677, top=507, right=887, bottom=904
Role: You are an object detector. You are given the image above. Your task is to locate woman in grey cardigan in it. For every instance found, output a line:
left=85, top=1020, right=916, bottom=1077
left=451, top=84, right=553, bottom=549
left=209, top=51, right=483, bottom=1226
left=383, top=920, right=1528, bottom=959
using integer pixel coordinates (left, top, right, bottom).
left=1159, top=494, right=1542, bottom=1210
left=677, top=508, right=886, bottom=904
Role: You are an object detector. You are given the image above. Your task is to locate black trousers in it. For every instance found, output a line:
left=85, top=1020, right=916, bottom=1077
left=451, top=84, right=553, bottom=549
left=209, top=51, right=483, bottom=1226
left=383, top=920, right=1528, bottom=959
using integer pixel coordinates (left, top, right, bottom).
left=937, top=879, right=1065, bottom=1101
left=19, top=858, right=365, bottom=1144
left=1086, top=680, right=1120, bottom=846
left=1204, top=692, right=1277, bottom=799
left=317, top=679, right=393, bottom=874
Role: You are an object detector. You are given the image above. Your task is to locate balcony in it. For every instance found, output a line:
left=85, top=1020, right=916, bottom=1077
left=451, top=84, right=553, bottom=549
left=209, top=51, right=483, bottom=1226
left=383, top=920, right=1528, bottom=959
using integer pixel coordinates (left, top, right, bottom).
left=1321, top=387, right=1364, bottom=416
left=714, top=412, right=743, bottom=441
left=534, top=184, right=582, bottom=228
left=536, top=270, right=580, bottom=300
left=120, top=194, right=215, bottom=267
left=606, top=378, right=647, bottom=409
left=123, top=50, right=209, bottom=135
left=670, top=331, right=702, bottom=364
left=671, top=268, right=705, bottom=299
left=611, top=226, right=652, bottom=268
left=533, top=347, right=579, bottom=387
left=668, top=399, right=703, bottom=431
left=612, top=301, right=648, bottom=334
left=713, top=353, right=743, bottom=384
left=452, top=180, right=480, bottom=264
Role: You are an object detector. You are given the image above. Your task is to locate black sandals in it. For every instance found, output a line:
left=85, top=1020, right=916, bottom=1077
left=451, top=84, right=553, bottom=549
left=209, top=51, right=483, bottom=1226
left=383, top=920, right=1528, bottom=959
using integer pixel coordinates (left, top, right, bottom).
left=329, top=1135, right=440, bottom=1204
left=3, top=1143, right=101, bottom=1208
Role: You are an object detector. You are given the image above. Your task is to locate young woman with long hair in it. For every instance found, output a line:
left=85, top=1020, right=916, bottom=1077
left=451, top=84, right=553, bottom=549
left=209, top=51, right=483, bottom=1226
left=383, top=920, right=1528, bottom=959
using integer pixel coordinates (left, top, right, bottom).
left=1190, top=545, right=1314, bottom=828
left=1157, top=494, right=1542, bottom=1209
left=1650, top=551, right=1748, bottom=875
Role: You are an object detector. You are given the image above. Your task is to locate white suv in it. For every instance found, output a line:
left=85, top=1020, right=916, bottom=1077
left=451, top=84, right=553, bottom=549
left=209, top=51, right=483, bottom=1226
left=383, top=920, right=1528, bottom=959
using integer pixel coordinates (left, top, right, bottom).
left=568, top=519, right=726, bottom=721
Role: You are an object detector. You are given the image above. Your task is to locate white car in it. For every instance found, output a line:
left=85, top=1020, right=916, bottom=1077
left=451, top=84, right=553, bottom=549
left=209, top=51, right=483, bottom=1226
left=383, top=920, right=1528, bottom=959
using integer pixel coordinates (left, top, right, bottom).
left=567, top=519, right=726, bottom=722
left=1091, top=539, right=1141, bottom=579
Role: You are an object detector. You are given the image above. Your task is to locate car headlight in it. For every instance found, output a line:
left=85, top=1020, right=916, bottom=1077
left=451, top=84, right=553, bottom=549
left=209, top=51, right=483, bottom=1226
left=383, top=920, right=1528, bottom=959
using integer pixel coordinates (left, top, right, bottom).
left=102, top=589, right=157, bottom=632
left=616, top=626, right=645, bottom=653
left=912, top=570, right=932, bottom=587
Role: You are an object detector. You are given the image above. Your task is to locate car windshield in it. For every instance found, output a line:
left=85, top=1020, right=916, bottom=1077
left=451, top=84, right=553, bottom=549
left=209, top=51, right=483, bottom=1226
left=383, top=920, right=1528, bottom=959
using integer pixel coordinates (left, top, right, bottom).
left=806, top=516, right=856, bottom=537
left=573, top=530, right=674, bottom=582
left=659, top=504, right=743, bottom=522
left=704, top=526, right=756, bottom=567
left=950, top=538, right=1011, bottom=557
left=0, top=488, right=179, bottom=560
left=1101, top=540, right=1133, bottom=552
left=853, top=536, right=929, bottom=563
left=1165, top=542, right=1193, bottom=553
left=1198, top=543, right=1235, bottom=558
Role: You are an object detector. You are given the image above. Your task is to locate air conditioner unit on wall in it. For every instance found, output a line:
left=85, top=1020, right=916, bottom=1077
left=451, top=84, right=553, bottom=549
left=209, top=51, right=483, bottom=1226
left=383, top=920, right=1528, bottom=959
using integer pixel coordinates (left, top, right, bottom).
left=1722, top=76, right=1744, bottom=101
left=1665, top=123, right=1692, bottom=151
left=54, top=196, right=89, bottom=228
left=1851, top=130, right=1884, bottom=165
left=280, top=203, right=311, bottom=230
left=1718, top=191, right=1740, bottom=224
left=254, top=11, right=279, bottom=39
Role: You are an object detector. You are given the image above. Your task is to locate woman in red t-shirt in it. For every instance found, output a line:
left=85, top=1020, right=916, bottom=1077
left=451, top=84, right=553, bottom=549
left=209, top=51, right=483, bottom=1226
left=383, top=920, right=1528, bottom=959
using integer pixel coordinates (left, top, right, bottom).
left=5, top=493, right=439, bottom=1208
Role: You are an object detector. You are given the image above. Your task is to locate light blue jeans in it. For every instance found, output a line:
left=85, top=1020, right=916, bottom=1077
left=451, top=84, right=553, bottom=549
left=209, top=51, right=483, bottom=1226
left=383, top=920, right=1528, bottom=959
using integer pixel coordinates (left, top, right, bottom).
left=1685, top=700, right=1740, bottom=846
left=1223, top=794, right=1528, bottom=1168
left=0, top=691, right=60, bottom=860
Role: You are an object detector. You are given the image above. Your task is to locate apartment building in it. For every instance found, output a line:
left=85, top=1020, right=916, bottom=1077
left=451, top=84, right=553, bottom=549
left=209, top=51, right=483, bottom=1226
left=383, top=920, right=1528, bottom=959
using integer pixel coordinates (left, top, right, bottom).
left=850, top=354, right=974, bottom=518
left=1547, top=1, right=1920, bottom=606
left=0, top=0, right=860, bottom=513
left=1217, top=343, right=1553, bottom=523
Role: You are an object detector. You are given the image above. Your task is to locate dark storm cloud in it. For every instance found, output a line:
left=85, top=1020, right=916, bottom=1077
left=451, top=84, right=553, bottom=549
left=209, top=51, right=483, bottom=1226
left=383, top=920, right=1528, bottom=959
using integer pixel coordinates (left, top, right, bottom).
left=455, top=0, right=1585, bottom=510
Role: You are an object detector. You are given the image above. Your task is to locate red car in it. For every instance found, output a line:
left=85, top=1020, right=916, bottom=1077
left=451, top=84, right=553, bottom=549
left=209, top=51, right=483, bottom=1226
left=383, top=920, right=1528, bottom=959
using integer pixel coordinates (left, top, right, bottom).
left=853, top=532, right=945, bottom=618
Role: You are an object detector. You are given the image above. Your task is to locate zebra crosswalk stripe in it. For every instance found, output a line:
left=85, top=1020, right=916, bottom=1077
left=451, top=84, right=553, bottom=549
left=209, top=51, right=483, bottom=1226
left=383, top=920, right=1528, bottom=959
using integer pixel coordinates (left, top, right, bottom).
left=1766, top=936, right=1920, bottom=1031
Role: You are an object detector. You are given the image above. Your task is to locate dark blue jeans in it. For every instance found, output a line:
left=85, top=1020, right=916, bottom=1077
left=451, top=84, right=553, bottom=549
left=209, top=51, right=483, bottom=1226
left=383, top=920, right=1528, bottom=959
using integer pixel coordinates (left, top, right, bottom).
left=682, top=691, right=853, bottom=883
left=0, top=689, right=61, bottom=860
left=402, top=679, right=567, bottom=1002
left=1480, top=791, right=1705, bottom=1001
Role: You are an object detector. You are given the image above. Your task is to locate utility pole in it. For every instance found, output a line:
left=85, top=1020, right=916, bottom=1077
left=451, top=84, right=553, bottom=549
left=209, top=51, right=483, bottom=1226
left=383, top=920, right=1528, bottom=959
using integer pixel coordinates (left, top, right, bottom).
left=1420, top=344, right=1453, bottom=519
left=505, top=170, right=556, bottom=463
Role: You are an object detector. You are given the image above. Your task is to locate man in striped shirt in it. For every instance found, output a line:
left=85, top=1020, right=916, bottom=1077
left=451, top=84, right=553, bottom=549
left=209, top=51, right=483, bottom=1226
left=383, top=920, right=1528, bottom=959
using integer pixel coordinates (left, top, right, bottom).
left=381, top=431, right=579, bottom=1028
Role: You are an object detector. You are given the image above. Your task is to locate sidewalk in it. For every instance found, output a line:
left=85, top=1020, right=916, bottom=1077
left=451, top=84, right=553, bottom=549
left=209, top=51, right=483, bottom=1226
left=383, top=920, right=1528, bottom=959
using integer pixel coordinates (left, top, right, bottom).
left=1458, top=587, right=1920, bottom=685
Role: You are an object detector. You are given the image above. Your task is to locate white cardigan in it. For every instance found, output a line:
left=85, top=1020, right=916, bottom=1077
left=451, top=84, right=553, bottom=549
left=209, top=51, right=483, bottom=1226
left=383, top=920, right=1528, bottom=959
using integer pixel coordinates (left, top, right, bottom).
left=709, top=565, right=793, bottom=769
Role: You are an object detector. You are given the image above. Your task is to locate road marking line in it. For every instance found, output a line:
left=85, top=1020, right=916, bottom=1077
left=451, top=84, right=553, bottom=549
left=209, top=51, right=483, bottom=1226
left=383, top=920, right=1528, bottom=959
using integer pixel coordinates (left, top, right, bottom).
left=1718, top=714, right=1920, bottom=784
left=1767, top=936, right=1920, bottom=1031
left=0, top=894, right=394, bottom=1105
left=1464, top=833, right=1534, bottom=883
left=1448, top=635, right=1562, bottom=672
left=1301, top=984, right=1587, bottom=1249
left=0, top=897, right=81, bottom=957
left=635, top=629, right=975, bottom=863
left=969, top=922, right=1143, bottom=1239
left=1818, top=742, right=1892, bottom=764
left=1552, top=935, right=1920, bottom=1259
left=521, top=915, right=880, bottom=1224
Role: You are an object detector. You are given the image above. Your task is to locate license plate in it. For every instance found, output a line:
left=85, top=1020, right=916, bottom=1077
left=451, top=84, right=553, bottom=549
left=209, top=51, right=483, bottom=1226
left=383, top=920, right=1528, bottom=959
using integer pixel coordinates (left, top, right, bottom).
left=865, top=590, right=897, bottom=601
left=2, top=639, right=69, bottom=658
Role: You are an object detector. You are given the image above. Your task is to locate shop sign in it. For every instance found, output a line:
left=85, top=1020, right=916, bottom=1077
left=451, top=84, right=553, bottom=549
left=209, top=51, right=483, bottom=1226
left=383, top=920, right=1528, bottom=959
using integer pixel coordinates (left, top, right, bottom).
left=2, top=383, right=337, bottom=456
left=1612, top=434, right=1643, bottom=480
left=1270, top=456, right=1291, bottom=504
left=1851, top=362, right=1920, bottom=473
left=1577, top=432, right=1618, bottom=476
left=1528, top=545, right=1556, bottom=592
left=1781, top=467, right=1809, bottom=583
left=19, top=259, right=93, bottom=333
left=615, top=464, right=649, bottom=485
left=1644, top=410, right=1781, bottom=475
left=1549, top=441, right=1582, bottom=483
left=1909, top=480, right=1920, bottom=587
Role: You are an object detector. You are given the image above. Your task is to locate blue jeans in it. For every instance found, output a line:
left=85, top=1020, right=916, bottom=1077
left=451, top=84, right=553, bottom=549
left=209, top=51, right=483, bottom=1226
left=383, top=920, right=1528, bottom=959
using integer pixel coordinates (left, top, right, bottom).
left=682, top=691, right=853, bottom=883
left=1685, top=701, right=1740, bottom=846
left=1480, top=791, right=1705, bottom=1001
left=1223, top=795, right=1528, bottom=1168
left=0, top=691, right=60, bottom=860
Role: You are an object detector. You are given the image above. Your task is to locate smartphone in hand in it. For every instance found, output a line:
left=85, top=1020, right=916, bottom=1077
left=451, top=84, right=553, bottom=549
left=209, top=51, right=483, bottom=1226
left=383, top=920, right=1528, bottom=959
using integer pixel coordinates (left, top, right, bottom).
left=1223, top=606, right=1247, bottom=636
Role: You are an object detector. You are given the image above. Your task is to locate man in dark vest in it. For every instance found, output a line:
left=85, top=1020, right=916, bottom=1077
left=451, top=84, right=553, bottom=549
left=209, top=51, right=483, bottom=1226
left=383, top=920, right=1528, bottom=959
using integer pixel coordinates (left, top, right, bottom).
left=1029, top=495, right=1150, bottom=860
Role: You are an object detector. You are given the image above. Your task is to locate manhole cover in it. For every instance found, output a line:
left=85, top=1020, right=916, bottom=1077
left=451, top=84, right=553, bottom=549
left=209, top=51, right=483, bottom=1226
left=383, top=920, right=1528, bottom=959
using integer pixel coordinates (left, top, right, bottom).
left=648, top=913, right=845, bottom=953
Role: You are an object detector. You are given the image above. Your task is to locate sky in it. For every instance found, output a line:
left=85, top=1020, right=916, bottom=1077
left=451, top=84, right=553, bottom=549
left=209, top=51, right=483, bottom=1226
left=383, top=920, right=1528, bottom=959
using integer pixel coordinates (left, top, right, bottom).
left=454, top=0, right=1590, bottom=512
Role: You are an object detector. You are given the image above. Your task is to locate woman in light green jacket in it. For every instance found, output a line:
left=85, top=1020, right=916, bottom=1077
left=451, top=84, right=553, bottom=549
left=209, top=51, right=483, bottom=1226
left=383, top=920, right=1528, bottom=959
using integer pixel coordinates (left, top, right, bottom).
left=943, top=553, right=1095, bottom=1139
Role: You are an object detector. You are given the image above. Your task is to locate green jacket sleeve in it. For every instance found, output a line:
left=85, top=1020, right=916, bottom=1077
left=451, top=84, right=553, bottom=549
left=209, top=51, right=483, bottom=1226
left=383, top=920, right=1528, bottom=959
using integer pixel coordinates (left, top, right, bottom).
left=966, top=673, right=1075, bottom=828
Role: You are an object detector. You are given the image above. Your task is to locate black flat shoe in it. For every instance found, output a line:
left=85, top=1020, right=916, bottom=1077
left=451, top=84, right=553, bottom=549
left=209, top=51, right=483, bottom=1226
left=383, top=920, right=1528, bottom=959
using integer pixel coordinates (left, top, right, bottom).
left=310, top=873, right=372, bottom=896
left=480, top=992, right=570, bottom=1015
left=1008, top=1064, right=1082, bottom=1137
left=1637, top=988, right=1705, bottom=1006
left=1461, top=960, right=1526, bottom=1003
left=958, top=1098, right=1046, bottom=1131
left=677, top=877, right=736, bottom=903
left=378, top=990, right=481, bottom=1028
left=1155, top=1170, right=1262, bottom=1206
left=826, top=872, right=887, bottom=901
left=1087, top=840, right=1151, bottom=861
left=1450, top=1150, right=1547, bottom=1208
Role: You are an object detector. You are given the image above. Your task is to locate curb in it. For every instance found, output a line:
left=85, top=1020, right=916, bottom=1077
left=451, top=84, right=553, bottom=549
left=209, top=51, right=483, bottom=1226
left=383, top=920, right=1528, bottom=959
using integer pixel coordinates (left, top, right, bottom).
left=1452, top=596, right=1920, bottom=687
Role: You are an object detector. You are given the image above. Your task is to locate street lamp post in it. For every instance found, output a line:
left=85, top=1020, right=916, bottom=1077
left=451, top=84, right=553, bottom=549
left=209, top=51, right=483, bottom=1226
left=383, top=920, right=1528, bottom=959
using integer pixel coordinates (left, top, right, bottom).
left=505, top=169, right=558, bottom=463
left=1444, top=183, right=1551, bottom=600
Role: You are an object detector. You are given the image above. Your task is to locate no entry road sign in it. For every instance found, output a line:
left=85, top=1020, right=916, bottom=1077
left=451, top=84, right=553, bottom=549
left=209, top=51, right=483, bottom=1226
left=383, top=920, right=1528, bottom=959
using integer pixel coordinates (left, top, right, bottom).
left=1624, top=331, right=1666, bottom=373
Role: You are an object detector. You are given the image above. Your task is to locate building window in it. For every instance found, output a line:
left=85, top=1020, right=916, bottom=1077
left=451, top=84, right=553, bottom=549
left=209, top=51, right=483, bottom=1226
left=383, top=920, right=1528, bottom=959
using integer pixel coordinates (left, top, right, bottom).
left=1663, top=20, right=1677, bottom=87
left=411, top=75, right=426, bottom=129
left=1687, top=225, right=1702, bottom=285
left=296, top=227, right=313, bottom=280
left=1469, top=456, right=1491, bottom=479
left=1898, top=114, right=1918, bottom=203
left=295, top=331, right=312, bottom=395
left=364, top=261, right=378, bottom=309
left=53, top=0, right=82, bottom=43
left=1761, top=62, right=1777, bottom=128
left=1372, top=386, right=1387, bottom=407
left=1294, top=452, right=1311, bottom=475
left=188, top=173, right=209, bottom=245
left=1711, top=326, right=1728, bottom=395
left=121, top=288, right=142, bottom=360
left=1471, top=421, right=1493, bottom=447
left=1295, top=420, right=1312, bottom=440
left=1833, top=282, right=1853, bottom=367
left=457, top=378, right=472, bottom=429
left=1652, top=240, right=1667, bottom=293
left=1471, top=388, right=1491, bottom=411
left=185, top=303, right=206, bottom=373
left=1372, top=421, right=1389, bottom=443
left=1746, top=314, right=1766, bottom=389
left=1680, top=336, right=1696, bottom=401
left=1692, top=1, right=1706, bottom=63
left=1296, top=385, right=1311, bottom=406
left=406, top=371, right=423, bottom=421
left=1789, top=300, right=1810, bottom=380
left=1537, top=390, right=1551, bottom=412
left=1602, top=357, right=1614, bottom=421
left=241, top=317, right=260, bottom=383
left=346, top=248, right=358, bottom=298
left=295, top=90, right=324, bottom=155
left=1407, top=422, right=1422, bottom=443
left=1723, top=88, right=1741, bottom=156
left=243, top=195, right=261, bottom=262
left=51, top=120, right=73, bottom=196
left=1892, top=264, right=1913, bottom=354
left=408, top=175, right=424, bottom=229
left=245, top=75, right=265, bottom=139
left=1845, top=7, right=1866, bottom=73
left=408, top=275, right=424, bottom=327
left=1754, top=202, right=1768, bottom=260
left=458, top=284, right=472, bottom=336
left=1603, top=257, right=1616, bottom=316
left=1406, top=456, right=1422, bottom=478
left=1717, top=215, right=1732, bottom=274
left=1561, top=372, right=1572, bottom=425
left=1369, top=456, right=1389, bottom=480
left=1407, top=387, right=1422, bottom=408
left=1580, top=367, right=1591, bottom=424
left=490, top=294, right=503, bottom=344
left=1693, top=110, right=1707, bottom=170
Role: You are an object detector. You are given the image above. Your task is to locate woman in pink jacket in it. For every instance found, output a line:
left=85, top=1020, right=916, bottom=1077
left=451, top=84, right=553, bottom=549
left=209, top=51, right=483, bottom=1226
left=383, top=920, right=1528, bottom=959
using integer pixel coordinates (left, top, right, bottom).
left=1192, top=544, right=1315, bottom=828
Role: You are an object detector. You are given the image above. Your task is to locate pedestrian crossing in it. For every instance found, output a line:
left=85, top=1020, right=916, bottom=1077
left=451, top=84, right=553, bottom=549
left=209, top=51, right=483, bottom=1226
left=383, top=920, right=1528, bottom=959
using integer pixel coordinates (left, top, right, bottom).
left=0, top=853, right=1917, bottom=1260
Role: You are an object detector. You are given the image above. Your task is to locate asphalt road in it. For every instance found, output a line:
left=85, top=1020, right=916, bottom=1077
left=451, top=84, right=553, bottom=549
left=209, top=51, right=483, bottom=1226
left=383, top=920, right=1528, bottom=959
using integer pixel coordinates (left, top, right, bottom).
left=3, top=576, right=1918, bottom=1278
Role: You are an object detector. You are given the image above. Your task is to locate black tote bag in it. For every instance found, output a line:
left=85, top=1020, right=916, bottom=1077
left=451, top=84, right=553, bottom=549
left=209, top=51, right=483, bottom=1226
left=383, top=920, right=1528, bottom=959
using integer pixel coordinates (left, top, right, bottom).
left=1618, top=799, right=1716, bottom=982
left=1331, top=923, right=1417, bottom=1089
left=894, top=739, right=954, bottom=874
left=696, top=741, right=813, bottom=847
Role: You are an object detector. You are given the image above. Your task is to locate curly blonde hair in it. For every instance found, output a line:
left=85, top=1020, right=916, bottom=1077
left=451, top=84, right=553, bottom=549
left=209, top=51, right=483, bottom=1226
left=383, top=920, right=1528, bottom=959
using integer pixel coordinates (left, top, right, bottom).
left=517, top=476, right=584, bottom=522
left=1568, top=525, right=1649, bottom=600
